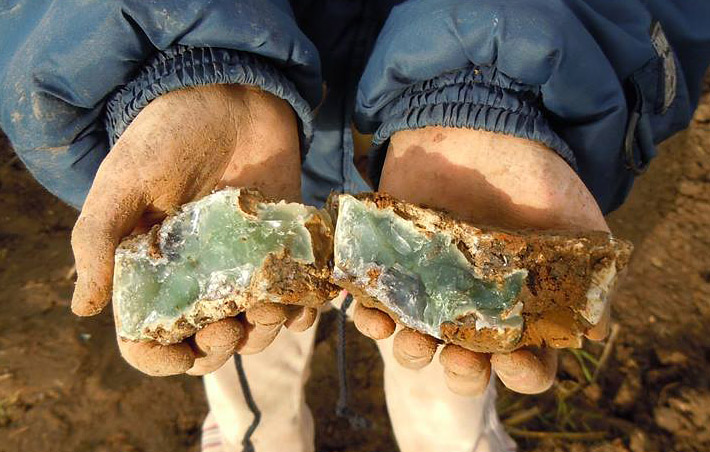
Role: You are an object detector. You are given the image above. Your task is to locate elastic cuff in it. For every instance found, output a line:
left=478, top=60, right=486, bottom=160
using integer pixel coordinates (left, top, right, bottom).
left=104, top=46, right=313, bottom=152
left=371, top=65, right=576, bottom=168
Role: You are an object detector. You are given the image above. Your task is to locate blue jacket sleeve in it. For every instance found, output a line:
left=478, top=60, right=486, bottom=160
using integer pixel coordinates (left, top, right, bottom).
left=0, top=0, right=322, bottom=208
left=355, top=0, right=710, bottom=214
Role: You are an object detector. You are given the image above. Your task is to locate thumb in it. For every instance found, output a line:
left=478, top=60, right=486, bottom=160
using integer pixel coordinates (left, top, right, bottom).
left=71, top=162, right=145, bottom=316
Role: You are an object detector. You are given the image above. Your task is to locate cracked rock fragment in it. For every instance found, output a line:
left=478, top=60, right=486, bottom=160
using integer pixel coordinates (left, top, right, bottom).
left=329, top=193, right=633, bottom=353
left=113, top=188, right=337, bottom=344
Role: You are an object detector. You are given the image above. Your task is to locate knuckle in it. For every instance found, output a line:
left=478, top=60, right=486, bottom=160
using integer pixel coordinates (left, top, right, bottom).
left=247, top=303, right=288, bottom=326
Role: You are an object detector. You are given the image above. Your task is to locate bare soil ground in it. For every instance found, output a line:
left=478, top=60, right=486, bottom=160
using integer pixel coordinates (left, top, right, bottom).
left=1, top=89, right=708, bottom=452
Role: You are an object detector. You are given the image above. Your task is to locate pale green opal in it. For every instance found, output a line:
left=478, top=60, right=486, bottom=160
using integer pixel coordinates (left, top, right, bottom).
left=333, top=195, right=526, bottom=338
left=114, top=188, right=320, bottom=342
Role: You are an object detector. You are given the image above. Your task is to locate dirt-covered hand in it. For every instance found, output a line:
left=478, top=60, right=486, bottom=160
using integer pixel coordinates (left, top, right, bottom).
left=71, top=84, right=314, bottom=376
left=353, top=126, right=611, bottom=396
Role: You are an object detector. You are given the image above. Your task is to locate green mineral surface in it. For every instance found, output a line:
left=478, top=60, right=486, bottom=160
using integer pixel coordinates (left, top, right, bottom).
left=333, top=195, right=527, bottom=339
left=114, top=188, right=323, bottom=343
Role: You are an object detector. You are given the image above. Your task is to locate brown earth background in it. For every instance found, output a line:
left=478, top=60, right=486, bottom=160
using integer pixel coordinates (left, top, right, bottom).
left=1, top=84, right=709, bottom=452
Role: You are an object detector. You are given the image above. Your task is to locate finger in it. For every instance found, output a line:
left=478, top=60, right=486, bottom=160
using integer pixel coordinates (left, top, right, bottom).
left=238, top=303, right=288, bottom=355
left=439, top=345, right=491, bottom=396
left=353, top=301, right=396, bottom=340
left=118, top=338, right=195, bottom=377
left=284, top=306, right=318, bottom=333
left=71, top=160, right=145, bottom=316
left=187, top=318, right=246, bottom=376
left=584, top=301, right=611, bottom=341
left=392, top=328, right=438, bottom=370
left=491, top=348, right=558, bottom=394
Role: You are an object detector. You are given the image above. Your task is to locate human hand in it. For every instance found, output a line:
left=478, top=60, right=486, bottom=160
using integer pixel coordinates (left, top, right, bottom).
left=353, top=126, right=611, bottom=395
left=71, top=84, right=317, bottom=376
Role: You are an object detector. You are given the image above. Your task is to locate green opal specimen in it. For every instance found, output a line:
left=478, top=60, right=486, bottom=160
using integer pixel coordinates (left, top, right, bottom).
left=332, top=194, right=527, bottom=343
left=113, top=188, right=335, bottom=344
left=330, top=194, right=632, bottom=353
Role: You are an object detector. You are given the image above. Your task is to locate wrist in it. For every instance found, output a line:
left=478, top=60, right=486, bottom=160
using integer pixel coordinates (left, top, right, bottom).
left=380, top=127, right=606, bottom=231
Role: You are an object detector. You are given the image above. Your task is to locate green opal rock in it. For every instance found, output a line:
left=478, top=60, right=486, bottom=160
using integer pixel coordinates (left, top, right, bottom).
left=113, top=188, right=335, bottom=344
left=333, top=194, right=527, bottom=340
left=330, top=194, right=632, bottom=352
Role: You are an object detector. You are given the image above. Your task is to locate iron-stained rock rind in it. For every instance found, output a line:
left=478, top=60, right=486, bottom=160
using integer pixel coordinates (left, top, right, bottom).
left=113, top=188, right=338, bottom=345
left=328, top=193, right=633, bottom=353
